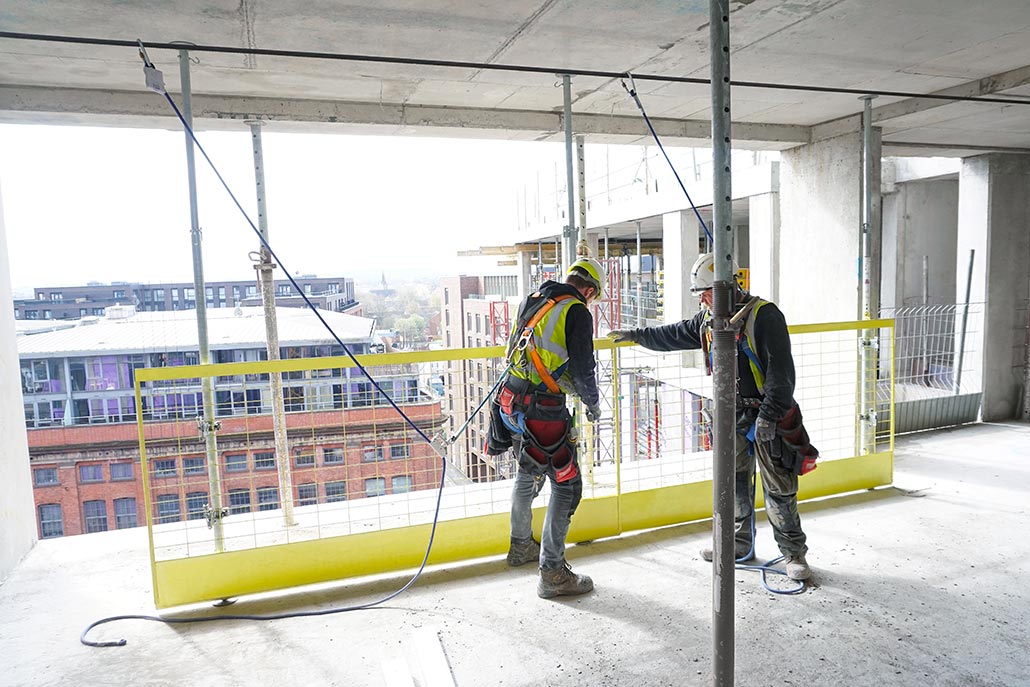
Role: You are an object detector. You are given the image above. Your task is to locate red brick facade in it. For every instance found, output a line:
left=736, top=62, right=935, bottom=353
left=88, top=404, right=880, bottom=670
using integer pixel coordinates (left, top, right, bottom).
left=29, top=402, right=444, bottom=538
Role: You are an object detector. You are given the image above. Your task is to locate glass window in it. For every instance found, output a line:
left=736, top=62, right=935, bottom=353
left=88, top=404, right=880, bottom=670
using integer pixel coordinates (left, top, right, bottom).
left=295, top=451, right=315, bottom=468
left=33, top=467, right=59, bottom=487
left=254, top=451, right=276, bottom=470
left=225, top=453, right=248, bottom=472
left=155, top=494, right=181, bottom=524
left=228, top=489, right=251, bottom=514
left=257, top=487, right=279, bottom=511
left=183, top=457, right=206, bottom=475
left=365, top=477, right=386, bottom=498
left=186, top=492, right=208, bottom=520
left=153, top=459, right=177, bottom=478
left=392, top=475, right=413, bottom=494
left=110, top=462, right=134, bottom=481
left=390, top=444, right=409, bottom=460
left=323, top=448, right=345, bottom=465
left=297, top=483, right=317, bottom=506
left=79, top=464, right=103, bottom=483
left=38, top=504, right=63, bottom=538
left=83, top=500, right=108, bottom=533
left=325, top=481, right=347, bottom=503
left=114, top=498, right=137, bottom=529
left=361, top=446, right=384, bottom=463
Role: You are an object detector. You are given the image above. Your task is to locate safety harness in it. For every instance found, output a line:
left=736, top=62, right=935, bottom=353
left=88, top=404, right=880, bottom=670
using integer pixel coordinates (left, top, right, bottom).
left=702, top=295, right=819, bottom=475
left=496, top=290, right=583, bottom=482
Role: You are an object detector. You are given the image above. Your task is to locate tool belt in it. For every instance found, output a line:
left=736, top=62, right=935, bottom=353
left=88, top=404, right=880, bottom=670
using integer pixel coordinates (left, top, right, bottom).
left=737, top=401, right=819, bottom=476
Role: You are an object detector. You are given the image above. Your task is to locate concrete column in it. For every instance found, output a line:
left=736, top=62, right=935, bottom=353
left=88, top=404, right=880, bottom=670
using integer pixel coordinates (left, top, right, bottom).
left=747, top=189, right=780, bottom=301
left=661, top=210, right=702, bottom=325
left=957, top=154, right=1030, bottom=420
left=0, top=181, right=36, bottom=580
left=779, top=131, right=881, bottom=321
left=881, top=179, right=958, bottom=310
left=516, top=250, right=533, bottom=295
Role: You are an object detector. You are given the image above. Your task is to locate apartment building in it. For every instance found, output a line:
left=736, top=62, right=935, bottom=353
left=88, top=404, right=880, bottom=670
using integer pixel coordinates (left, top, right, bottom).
left=19, top=305, right=443, bottom=538
left=14, top=275, right=359, bottom=320
left=439, top=275, right=519, bottom=483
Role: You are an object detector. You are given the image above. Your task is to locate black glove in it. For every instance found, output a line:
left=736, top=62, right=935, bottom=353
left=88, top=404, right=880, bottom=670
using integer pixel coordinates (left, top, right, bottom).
left=755, top=415, right=776, bottom=443
left=586, top=404, right=602, bottom=423
left=608, top=329, right=635, bottom=344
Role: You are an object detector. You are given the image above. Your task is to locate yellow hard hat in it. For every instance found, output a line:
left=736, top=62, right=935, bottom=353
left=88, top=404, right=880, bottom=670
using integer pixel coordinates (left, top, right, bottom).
left=567, top=257, right=605, bottom=299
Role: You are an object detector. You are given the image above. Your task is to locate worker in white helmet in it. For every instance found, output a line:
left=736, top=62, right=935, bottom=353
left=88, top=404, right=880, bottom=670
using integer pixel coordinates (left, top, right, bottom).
left=486, top=257, right=604, bottom=598
left=609, top=252, right=814, bottom=582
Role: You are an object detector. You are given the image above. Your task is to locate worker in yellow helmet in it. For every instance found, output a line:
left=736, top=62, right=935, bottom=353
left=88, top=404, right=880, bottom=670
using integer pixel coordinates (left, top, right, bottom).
left=609, top=252, right=815, bottom=582
left=486, top=257, right=604, bottom=598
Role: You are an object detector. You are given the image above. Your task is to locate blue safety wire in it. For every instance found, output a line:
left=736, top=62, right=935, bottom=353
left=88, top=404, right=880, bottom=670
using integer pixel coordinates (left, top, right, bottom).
left=621, top=74, right=714, bottom=243
left=80, top=44, right=493, bottom=648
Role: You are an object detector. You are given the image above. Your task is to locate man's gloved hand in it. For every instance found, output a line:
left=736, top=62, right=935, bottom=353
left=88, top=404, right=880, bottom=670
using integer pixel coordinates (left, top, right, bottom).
left=608, top=329, right=635, bottom=344
left=586, top=404, right=602, bottom=423
left=754, top=415, right=776, bottom=443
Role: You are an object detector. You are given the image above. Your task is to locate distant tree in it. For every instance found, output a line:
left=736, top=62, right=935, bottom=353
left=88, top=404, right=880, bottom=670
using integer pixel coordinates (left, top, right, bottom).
left=395, top=313, right=427, bottom=344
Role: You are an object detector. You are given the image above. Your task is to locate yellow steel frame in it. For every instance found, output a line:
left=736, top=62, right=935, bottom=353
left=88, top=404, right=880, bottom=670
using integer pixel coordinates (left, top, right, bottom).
left=136, top=319, right=894, bottom=608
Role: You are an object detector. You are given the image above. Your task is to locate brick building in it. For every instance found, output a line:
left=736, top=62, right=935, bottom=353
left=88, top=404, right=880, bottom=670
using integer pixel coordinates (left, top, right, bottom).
left=439, top=275, right=519, bottom=482
left=20, top=305, right=442, bottom=538
left=14, top=275, right=359, bottom=321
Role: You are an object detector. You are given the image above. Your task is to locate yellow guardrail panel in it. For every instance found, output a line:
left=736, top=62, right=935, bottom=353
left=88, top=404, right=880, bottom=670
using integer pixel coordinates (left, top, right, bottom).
left=135, top=318, right=894, bottom=608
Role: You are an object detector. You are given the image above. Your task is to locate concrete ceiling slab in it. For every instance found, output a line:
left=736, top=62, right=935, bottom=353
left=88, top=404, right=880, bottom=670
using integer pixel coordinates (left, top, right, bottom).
left=2, top=0, right=1030, bottom=154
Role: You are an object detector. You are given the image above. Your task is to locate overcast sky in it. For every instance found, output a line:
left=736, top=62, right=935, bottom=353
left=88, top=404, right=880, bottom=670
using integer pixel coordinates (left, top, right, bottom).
left=0, top=123, right=569, bottom=294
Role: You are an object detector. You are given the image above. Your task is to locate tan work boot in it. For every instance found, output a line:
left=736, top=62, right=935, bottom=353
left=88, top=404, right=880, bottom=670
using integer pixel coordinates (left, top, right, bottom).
left=506, top=538, right=540, bottom=567
left=785, top=554, right=811, bottom=581
left=700, top=545, right=754, bottom=563
left=537, top=561, right=593, bottom=598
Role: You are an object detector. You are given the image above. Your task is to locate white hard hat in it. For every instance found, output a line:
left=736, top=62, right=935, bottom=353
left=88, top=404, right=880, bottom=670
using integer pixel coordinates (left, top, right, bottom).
left=567, top=257, right=605, bottom=299
left=690, top=252, right=739, bottom=293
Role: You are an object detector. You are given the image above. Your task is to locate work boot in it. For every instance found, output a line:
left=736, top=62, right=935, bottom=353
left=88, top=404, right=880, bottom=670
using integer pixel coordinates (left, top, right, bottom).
left=506, top=538, right=540, bottom=567
left=785, top=554, right=811, bottom=581
left=537, top=561, right=593, bottom=599
left=700, top=545, right=754, bottom=563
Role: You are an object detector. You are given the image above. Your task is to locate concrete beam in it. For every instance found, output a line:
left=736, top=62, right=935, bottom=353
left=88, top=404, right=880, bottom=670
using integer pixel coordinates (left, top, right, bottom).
left=811, top=64, right=1030, bottom=143
left=0, top=85, right=809, bottom=145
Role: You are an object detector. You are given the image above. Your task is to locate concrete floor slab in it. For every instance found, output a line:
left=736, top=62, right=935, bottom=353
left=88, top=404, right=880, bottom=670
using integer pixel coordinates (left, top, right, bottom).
left=2, top=422, right=1027, bottom=686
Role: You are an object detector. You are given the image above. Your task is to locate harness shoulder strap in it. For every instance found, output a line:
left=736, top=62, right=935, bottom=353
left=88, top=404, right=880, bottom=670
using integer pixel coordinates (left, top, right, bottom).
left=525, top=294, right=575, bottom=393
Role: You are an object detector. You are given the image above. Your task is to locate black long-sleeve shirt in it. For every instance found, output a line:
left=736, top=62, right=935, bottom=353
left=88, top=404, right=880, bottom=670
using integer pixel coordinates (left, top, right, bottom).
left=514, top=280, right=600, bottom=408
left=628, top=298, right=795, bottom=422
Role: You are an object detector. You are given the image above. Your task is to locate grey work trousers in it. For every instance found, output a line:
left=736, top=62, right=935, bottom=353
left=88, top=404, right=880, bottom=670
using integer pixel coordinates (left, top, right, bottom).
left=734, top=430, right=808, bottom=558
left=510, top=464, right=583, bottom=570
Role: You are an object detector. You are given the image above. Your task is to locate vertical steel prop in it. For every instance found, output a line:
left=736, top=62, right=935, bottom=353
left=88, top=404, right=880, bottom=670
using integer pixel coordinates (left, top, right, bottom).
left=708, top=1, right=736, bottom=684
left=179, top=48, right=225, bottom=551
left=562, top=74, right=576, bottom=273
left=859, top=94, right=878, bottom=454
left=248, top=120, right=297, bottom=527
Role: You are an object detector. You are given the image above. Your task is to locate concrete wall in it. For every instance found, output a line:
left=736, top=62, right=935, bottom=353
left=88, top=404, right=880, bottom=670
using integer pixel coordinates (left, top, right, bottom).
left=958, top=154, right=1030, bottom=420
left=748, top=189, right=780, bottom=302
left=779, top=131, right=881, bottom=323
left=661, top=210, right=702, bottom=326
left=0, top=183, right=36, bottom=581
left=882, top=179, right=959, bottom=309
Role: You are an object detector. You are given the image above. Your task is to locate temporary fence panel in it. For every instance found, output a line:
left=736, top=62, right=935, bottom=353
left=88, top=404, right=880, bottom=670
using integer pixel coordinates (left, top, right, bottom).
left=137, top=319, right=894, bottom=608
